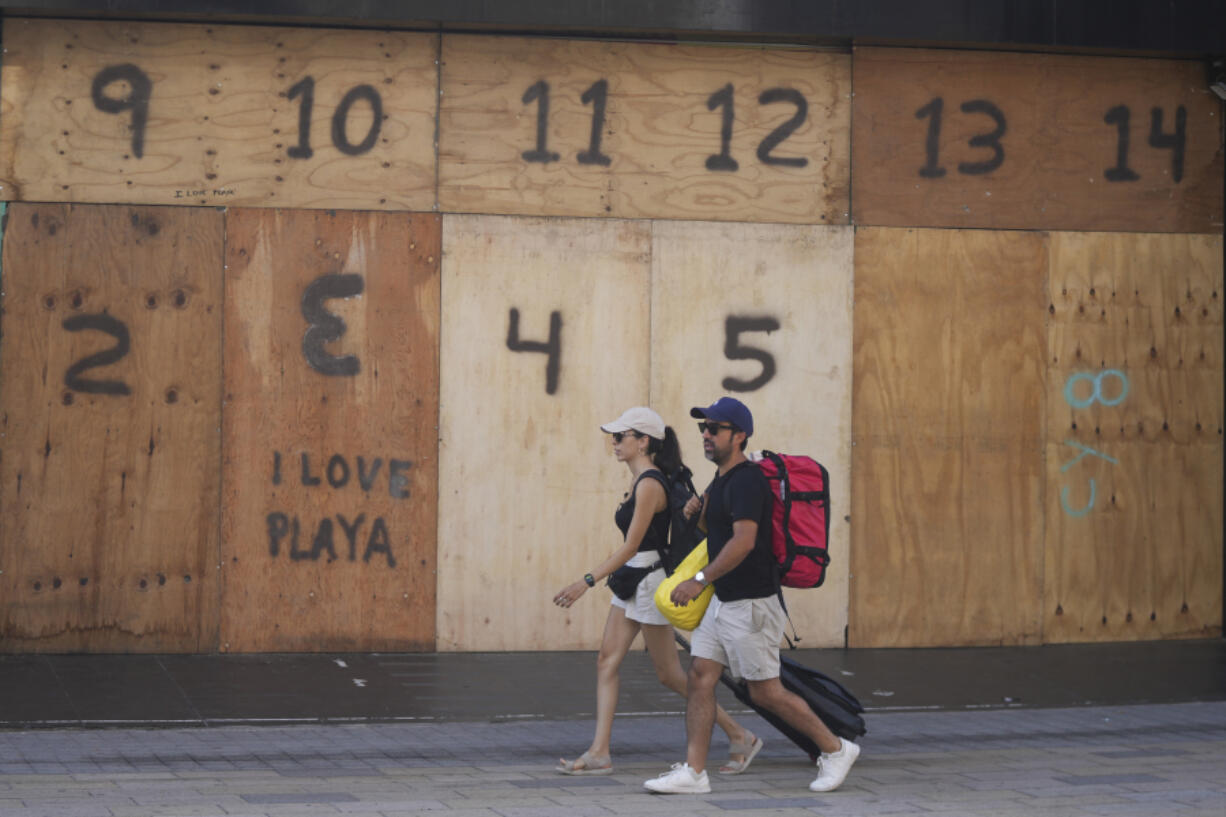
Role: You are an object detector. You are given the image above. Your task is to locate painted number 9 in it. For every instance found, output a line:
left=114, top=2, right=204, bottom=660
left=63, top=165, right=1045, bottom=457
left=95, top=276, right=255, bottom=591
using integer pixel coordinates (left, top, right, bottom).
left=91, top=64, right=152, bottom=159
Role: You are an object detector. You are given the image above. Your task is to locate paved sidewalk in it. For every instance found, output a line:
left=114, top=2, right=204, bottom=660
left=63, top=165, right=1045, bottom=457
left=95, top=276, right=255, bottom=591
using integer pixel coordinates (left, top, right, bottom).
left=2, top=701, right=1225, bottom=816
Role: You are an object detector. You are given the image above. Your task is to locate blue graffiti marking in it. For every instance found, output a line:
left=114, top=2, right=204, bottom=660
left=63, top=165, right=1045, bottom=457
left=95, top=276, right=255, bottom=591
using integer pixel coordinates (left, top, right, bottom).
left=1060, top=479, right=1097, bottom=517
left=1064, top=369, right=1130, bottom=409
left=1060, top=439, right=1120, bottom=473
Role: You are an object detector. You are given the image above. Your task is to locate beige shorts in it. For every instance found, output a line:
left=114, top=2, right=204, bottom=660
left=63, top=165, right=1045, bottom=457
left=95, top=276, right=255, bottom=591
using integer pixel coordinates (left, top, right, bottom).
left=690, top=594, right=784, bottom=681
left=610, top=565, right=669, bottom=626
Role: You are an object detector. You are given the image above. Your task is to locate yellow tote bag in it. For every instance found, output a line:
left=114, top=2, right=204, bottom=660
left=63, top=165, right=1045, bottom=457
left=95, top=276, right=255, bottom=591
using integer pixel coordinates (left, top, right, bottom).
left=654, top=540, right=714, bottom=631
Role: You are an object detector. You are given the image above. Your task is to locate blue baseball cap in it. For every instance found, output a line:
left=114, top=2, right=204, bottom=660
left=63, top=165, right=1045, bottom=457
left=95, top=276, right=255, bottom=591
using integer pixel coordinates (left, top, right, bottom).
left=690, top=397, right=753, bottom=437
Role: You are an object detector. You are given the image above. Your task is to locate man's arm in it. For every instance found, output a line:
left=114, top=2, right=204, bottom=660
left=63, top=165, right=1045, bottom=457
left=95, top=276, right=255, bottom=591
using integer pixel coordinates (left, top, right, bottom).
left=670, top=518, right=757, bottom=606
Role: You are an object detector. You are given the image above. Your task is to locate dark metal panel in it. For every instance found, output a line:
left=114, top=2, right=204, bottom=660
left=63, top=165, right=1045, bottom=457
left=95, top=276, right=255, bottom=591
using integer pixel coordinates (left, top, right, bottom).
left=0, top=0, right=1223, bottom=54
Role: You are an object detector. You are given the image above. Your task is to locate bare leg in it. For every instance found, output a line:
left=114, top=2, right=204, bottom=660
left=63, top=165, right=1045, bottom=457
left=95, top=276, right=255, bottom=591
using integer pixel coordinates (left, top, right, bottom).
left=683, top=656, right=724, bottom=774
left=746, top=677, right=841, bottom=754
left=563, top=605, right=641, bottom=767
left=640, top=624, right=750, bottom=767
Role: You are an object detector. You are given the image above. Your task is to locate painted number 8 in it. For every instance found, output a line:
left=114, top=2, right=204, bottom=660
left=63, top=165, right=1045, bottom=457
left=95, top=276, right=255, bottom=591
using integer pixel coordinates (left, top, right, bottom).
left=1063, top=369, right=1130, bottom=409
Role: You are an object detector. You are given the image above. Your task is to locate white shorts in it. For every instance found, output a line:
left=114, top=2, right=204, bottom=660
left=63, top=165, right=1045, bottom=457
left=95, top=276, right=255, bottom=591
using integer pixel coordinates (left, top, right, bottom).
left=690, top=594, right=784, bottom=681
left=610, top=551, right=669, bottom=626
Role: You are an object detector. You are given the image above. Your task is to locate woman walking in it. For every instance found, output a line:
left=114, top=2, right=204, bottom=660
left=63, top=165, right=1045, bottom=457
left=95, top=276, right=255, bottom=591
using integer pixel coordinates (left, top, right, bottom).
left=552, top=406, right=763, bottom=776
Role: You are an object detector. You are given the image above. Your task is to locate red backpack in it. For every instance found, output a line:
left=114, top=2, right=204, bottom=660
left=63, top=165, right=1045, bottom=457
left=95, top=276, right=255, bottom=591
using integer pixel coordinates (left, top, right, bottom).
left=751, top=450, right=831, bottom=588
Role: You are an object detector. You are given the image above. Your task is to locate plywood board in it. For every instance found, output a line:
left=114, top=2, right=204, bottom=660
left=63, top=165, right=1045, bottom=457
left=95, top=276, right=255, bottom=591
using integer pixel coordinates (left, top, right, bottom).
left=439, top=36, right=849, bottom=225
left=1044, top=232, right=1222, bottom=642
left=851, top=227, right=1048, bottom=648
left=852, top=48, right=1223, bottom=233
left=650, top=221, right=854, bottom=647
left=220, top=209, right=440, bottom=652
left=0, top=19, right=437, bottom=210
left=438, top=215, right=652, bottom=651
left=0, top=203, right=223, bottom=652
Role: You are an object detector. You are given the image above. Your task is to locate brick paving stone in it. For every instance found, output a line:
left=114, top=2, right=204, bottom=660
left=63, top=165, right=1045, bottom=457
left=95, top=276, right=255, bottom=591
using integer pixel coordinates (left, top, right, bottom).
left=0, top=702, right=1222, bottom=816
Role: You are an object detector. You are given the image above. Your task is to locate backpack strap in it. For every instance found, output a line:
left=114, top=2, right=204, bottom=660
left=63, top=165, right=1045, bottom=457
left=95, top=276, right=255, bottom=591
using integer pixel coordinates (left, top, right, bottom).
left=719, top=458, right=803, bottom=647
left=643, top=468, right=701, bottom=560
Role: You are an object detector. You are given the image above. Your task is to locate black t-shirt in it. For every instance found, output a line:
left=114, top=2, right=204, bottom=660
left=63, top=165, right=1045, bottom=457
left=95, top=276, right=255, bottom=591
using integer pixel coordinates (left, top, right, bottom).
left=704, top=461, right=776, bottom=602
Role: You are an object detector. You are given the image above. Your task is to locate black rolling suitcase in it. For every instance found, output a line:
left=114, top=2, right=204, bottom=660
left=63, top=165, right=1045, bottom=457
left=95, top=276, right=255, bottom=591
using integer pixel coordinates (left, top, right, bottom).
left=676, top=634, right=866, bottom=759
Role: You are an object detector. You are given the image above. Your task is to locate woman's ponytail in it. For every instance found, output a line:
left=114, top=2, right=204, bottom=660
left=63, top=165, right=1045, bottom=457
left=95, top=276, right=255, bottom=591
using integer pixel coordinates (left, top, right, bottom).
left=651, top=426, right=685, bottom=478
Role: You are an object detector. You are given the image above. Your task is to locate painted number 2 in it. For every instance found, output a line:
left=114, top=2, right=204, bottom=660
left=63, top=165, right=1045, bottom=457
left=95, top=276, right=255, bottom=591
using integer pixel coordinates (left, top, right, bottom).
left=62, top=313, right=132, bottom=395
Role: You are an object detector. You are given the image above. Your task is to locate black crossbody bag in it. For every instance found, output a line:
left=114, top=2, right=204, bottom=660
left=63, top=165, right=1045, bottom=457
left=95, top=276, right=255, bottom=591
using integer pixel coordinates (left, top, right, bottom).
left=606, top=561, right=660, bottom=600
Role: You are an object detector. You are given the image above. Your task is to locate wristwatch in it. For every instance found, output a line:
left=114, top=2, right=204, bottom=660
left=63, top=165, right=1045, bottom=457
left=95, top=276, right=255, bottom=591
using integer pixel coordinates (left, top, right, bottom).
left=694, top=570, right=708, bottom=587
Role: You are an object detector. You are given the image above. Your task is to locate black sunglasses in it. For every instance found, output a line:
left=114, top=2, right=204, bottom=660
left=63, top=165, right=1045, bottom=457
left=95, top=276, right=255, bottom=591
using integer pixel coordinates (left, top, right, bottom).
left=697, top=421, right=736, bottom=435
left=611, top=431, right=640, bottom=443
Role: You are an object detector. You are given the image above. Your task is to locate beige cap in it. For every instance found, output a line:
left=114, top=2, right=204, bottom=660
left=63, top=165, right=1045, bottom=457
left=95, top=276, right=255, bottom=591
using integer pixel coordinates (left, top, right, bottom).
left=600, top=406, right=665, bottom=440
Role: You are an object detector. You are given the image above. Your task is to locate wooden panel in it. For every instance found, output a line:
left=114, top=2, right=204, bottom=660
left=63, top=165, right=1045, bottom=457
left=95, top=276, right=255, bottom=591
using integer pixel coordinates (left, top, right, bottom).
left=851, top=227, right=1047, bottom=647
left=220, top=210, right=439, bottom=652
left=438, top=215, right=651, bottom=651
left=439, top=36, right=849, bottom=225
left=1044, top=232, right=1223, bottom=643
left=0, top=203, right=223, bottom=652
left=0, top=19, right=437, bottom=210
left=852, top=48, right=1223, bottom=233
left=650, top=221, right=854, bottom=646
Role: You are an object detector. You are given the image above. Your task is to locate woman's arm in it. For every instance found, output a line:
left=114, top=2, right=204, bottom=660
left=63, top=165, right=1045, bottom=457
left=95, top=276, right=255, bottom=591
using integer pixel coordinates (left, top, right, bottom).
left=553, top=475, right=666, bottom=608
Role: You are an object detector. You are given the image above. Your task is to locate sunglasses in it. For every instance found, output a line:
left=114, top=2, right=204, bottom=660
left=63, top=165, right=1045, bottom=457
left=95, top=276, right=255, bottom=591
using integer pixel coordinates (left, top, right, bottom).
left=697, top=421, right=736, bottom=435
left=610, top=431, right=640, bottom=443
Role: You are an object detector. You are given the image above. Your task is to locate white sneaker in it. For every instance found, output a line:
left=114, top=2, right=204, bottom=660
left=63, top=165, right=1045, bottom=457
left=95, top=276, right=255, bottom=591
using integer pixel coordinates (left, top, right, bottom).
left=809, top=738, right=860, bottom=792
left=644, top=762, right=711, bottom=794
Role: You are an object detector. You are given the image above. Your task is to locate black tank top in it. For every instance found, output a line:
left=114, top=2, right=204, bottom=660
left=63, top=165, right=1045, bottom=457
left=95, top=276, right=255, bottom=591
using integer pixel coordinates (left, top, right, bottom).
left=615, top=469, right=670, bottom=553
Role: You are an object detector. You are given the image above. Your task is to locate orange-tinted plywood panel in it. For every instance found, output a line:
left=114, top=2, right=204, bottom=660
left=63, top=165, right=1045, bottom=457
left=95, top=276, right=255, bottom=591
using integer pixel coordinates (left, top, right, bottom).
left=852, top=48, right=1223, bottom=233
left=221, top=209, right=440, bottom=652
left=0, top=19, right=437, bottom=210
left=1044, top=232, right=1222, bottom=642
left=437, top=215, right=652, bottom=651
left=851, top=227, right=1047, bottom=647
left=0, top=203, right=223, bottom=652
left=440, top=36, right=849, bottom=225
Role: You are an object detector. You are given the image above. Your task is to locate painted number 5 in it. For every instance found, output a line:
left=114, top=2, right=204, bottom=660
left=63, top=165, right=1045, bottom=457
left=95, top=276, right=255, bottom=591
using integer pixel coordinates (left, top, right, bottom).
left=722, top=316, right=780, bottom=392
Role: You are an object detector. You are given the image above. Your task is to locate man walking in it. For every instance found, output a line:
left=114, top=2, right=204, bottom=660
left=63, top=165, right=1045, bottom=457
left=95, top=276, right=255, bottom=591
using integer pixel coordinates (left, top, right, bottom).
left=644, top=397, right=859, bottom=795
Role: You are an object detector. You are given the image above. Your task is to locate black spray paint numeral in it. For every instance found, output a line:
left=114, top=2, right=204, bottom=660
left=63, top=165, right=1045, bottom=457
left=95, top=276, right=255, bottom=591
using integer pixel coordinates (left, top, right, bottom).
left=1103, top=105, right=1140, bottom=182
left=577, top=79, right=612, bottom=167
left=301, top=273, right=364, bottom=376
left=705, top=83, right=739, bottom=172
left=521, top=80, right=561, bottom=164
left=91, top=64, right=152, bottom=159
left=722, top=316, right=780, bottom=393
left=915, top=97, right=947, bottom=178
left=287, top=76, right=316, bottom=159
left=914, top=97, right=1006, bottom=177
left=756, top=88, right=809, bottom=168
left=1103, top=104, right=1186, bottom=183
left=62, top=313, right=132, bottom=395
left=1148, top=106, right=1186, bottom=183
left=506, top=308, right=562, bottom=395
left=956, top=99, right=1006, bottom=175
left=332, top=85, right=383, bottom=156
left=287, top=77, right=383, bottom=159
